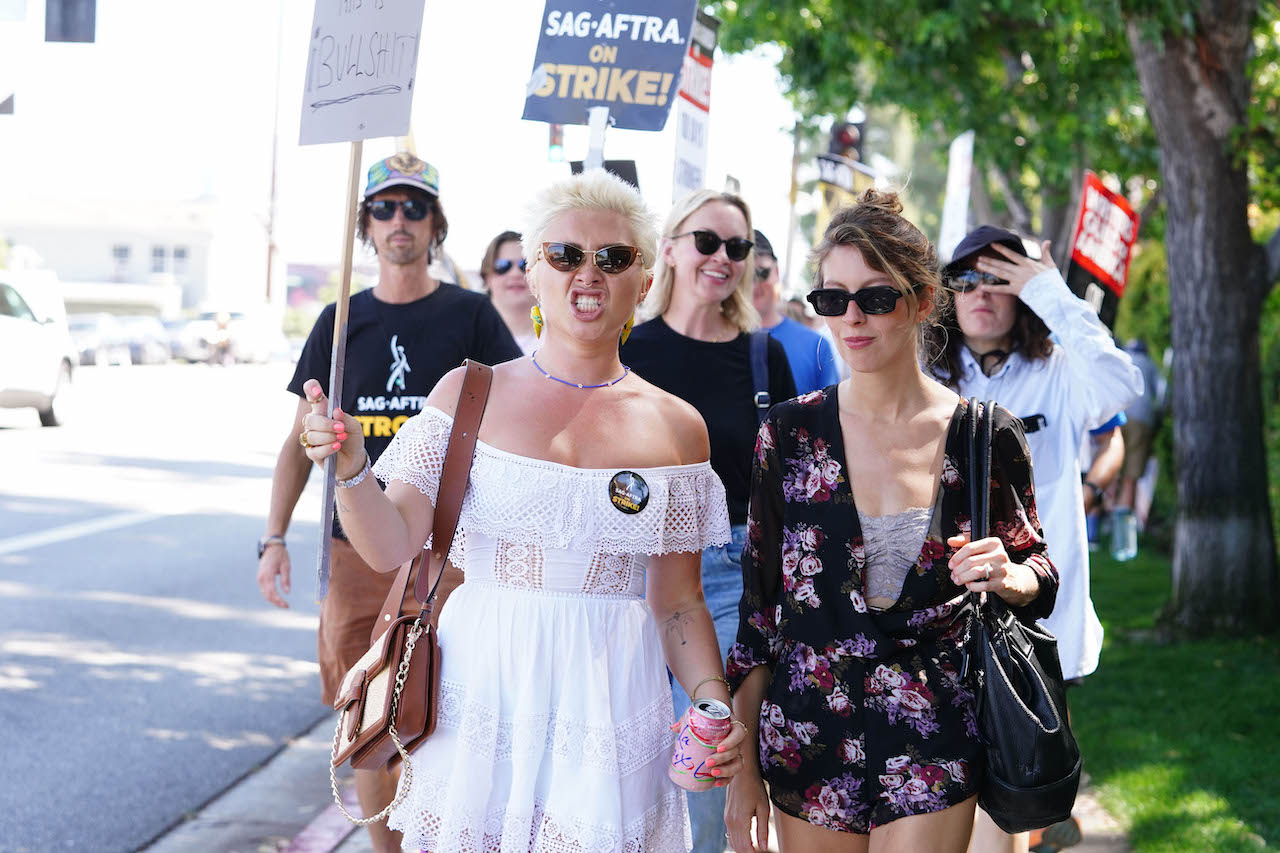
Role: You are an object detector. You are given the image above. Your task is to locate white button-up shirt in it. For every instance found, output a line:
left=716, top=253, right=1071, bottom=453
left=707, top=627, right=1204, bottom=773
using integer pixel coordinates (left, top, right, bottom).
left=939, top=268, right=1144, bottom=679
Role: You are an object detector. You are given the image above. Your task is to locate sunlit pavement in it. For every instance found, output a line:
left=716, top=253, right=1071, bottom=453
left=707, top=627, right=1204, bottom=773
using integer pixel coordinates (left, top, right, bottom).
left=0, top=362, right=331, bottom=852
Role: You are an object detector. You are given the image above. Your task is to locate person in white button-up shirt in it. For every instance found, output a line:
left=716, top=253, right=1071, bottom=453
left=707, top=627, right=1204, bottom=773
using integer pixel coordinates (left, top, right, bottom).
left=926, top=225, right=1143, bottom=852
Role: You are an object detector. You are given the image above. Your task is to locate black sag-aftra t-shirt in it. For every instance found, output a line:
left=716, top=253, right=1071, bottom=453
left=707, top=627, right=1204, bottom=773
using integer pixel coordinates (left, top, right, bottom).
left=289, top=284, right=522, bottom=537
left=621, top=317, right=797, bottom=525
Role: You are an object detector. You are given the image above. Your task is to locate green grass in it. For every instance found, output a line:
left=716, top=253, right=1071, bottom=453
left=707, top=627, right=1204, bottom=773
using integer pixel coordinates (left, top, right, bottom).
left=1071, top=547, right=1280, bottom=852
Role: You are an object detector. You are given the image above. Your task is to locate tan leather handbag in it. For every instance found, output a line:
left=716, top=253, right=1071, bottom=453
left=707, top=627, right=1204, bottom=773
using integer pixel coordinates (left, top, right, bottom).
left=328, top=360, right=492, bottom=825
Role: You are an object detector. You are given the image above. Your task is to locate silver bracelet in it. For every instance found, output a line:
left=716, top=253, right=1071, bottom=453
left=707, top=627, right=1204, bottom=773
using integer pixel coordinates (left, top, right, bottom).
left=335, top=453, right=372, bottom=489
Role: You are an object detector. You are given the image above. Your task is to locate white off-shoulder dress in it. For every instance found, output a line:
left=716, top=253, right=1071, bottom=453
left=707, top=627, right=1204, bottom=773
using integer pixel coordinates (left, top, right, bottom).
left=372, top=406, right=732, bottom=853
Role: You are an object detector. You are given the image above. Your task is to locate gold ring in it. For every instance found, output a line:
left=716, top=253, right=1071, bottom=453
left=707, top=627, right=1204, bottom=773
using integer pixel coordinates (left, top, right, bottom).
left=299, top=431, right=312, bottom=449
left=730, top=719, right=749, bottom=733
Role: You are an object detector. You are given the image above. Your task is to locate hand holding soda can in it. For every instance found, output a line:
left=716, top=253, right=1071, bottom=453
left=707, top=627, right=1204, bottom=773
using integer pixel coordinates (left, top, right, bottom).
left=669, top=697, right=733, bottom=791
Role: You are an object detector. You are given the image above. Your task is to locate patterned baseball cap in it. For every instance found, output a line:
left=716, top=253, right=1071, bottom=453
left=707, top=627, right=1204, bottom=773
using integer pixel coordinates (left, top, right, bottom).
left=364, top=152, right=440, bottom=199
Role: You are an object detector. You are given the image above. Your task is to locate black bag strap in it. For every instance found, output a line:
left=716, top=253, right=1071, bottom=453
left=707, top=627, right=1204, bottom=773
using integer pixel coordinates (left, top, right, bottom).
left=749, top=330, right=772, bottom=425
left=967, top=398, right=994, bottom=541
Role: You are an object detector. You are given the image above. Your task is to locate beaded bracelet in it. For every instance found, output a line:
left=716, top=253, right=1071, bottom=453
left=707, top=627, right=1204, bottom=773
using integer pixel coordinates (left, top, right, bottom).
left=692, top=675, right=731, bottom=698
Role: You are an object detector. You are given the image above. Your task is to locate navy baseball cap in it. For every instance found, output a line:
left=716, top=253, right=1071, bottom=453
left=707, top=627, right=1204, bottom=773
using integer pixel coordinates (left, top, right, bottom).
left=944, top=225, right=1027, bottom=274
left=753, top=229, right=776, bottom=260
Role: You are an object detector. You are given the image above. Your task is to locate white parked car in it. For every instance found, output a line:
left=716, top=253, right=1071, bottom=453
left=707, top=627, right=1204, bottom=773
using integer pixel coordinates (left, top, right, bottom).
left=0, top=274, right=77, bottom=426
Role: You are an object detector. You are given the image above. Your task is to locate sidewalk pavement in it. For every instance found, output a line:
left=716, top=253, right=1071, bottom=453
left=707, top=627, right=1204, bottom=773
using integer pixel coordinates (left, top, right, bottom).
left=144, top=714, right=1130, bottom=853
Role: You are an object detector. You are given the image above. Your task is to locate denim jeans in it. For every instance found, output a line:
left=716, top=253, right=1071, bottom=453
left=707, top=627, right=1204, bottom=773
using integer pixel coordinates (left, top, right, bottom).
left=673, top=524, right=748, bottom=853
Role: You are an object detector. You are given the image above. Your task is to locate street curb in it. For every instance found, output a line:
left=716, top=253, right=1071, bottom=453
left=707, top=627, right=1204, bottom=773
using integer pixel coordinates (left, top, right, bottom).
left=142, top=712, right=353, bottom=853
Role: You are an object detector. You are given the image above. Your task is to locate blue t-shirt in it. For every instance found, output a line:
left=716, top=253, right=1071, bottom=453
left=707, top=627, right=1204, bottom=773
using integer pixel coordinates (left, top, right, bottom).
left=764, top=315, right=841, bottom=395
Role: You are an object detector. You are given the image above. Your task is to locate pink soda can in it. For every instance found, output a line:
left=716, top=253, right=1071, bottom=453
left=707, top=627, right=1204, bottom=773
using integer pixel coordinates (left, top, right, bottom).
left=669, top=697, right=733, bottom=791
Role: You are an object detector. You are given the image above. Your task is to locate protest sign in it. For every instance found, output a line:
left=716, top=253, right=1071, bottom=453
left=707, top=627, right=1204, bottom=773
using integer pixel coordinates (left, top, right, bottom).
left=671, top=10, right=717, bottom=203
left=523, top=0, right=696, bottom=131
left=1065, top=171, right=1141, bottom=328
left=299, top=0, right=427, bottom=146
left=297, top=0, right=427, bottom=597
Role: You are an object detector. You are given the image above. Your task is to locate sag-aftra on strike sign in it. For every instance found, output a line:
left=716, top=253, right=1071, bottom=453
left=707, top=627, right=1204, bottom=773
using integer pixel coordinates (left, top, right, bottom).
left=523, top=1, right=697, bottom=132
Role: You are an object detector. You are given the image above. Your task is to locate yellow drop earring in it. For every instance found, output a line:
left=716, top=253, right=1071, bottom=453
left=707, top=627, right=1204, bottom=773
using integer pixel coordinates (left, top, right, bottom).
left=531, top=305, right=544, bottom=338
left=620, top=312, right=635, bottom=346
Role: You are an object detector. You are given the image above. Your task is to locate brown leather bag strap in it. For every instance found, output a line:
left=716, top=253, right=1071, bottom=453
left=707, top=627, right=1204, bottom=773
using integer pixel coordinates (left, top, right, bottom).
left=371, top=360, right=494, bottom=644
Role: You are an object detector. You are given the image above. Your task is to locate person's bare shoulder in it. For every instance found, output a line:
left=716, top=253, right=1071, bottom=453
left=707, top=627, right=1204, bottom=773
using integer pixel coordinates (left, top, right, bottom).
left=626, top=375, right=710, bottom=466
left=424, top=365, right=469, bottom=417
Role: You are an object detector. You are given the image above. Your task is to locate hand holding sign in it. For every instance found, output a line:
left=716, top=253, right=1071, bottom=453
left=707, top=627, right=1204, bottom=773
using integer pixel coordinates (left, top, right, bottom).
left=300, top=379, right=366, bottom=479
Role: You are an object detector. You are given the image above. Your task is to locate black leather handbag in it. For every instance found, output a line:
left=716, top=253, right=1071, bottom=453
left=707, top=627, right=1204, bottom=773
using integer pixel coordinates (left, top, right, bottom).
left=965, top=398, right=1082, bottom=833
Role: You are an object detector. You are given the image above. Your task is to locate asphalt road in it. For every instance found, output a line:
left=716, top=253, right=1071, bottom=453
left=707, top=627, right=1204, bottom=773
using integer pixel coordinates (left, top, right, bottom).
left=0, top=363, right=331, bottom=853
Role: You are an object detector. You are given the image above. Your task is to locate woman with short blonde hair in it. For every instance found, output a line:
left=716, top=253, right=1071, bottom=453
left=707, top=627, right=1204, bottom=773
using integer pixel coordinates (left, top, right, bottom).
left=299, top=169, right=749, bottom=852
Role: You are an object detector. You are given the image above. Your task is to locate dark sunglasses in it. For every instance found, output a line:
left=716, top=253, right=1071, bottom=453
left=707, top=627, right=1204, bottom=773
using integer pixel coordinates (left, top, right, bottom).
left=807, top=285, right=909, bottom=316
left=946, top=269, right=1007, bottom=293
left=672, top=229, right=753, bottom=262
left=754, top=265, right=775, bottom=282
left=539, top=242, right=641, bottom=275
left=368, top=199, right=430, bottom=221
left=492, top=258, right=528, bottom=275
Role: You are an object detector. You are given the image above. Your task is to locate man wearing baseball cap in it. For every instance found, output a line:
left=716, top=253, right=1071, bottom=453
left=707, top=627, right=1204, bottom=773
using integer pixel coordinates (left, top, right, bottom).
left=750, top=228, right=841, bottom=394
left=925, top=224, right=1142, bottom=853
left=257, top=153, right=521, bottom=852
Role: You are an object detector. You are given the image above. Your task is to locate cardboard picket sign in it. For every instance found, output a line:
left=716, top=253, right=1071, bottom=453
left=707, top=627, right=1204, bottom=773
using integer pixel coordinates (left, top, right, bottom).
left=522, top=0, right=697, bottom=132
left=300, top=0, right=427, bottom=146
left=297, top=0, right=427, bottom=597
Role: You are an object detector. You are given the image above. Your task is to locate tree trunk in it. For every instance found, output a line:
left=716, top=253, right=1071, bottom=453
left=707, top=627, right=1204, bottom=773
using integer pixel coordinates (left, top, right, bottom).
left=1042, top=161, right=1085, bottom=272
left=1127, top=6, right=1279, bottom=635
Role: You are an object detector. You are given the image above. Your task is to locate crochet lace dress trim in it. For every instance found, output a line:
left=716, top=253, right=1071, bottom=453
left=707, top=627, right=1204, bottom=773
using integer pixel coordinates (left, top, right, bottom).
left=373, top=406, right=732, bottom=564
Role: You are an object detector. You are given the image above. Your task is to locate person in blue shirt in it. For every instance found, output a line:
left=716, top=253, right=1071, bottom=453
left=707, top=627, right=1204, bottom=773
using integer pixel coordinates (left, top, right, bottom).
left=751, top=229, right=842, bottom=394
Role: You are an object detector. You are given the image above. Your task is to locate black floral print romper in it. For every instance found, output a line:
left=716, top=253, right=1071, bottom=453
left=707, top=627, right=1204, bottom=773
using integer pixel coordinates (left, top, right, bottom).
left=727, top=388, right=1058, bottom=833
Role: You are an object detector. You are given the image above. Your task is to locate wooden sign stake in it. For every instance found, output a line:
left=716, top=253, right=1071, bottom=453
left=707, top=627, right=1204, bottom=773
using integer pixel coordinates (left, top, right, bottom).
left=316, top=139, right=363, bottom=600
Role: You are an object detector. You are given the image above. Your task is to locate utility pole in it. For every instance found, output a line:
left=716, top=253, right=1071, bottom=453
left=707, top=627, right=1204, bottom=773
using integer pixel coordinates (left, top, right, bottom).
left=264, top=0, right=284, bottom=304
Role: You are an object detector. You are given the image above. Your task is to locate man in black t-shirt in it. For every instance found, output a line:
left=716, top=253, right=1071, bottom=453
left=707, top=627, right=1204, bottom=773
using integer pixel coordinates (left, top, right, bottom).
left=256, top=152, right=520, bottom=853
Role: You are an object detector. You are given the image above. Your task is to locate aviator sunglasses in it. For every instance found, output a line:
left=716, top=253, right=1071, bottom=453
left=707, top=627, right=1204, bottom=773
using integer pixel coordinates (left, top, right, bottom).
left=671, top=229, right=753, bottom=262
left=807, top=285, right=911, bottom=316
left=492, top=258, right=528, bottom=275
left=368, top=198, right=430, bottom=221
left=946, top=268, right=1008, bottom=292
left=539, top=242, right=641, bottom=275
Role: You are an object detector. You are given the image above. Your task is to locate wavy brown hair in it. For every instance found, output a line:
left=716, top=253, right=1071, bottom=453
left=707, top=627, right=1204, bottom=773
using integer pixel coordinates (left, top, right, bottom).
left=809, top=188, right=943, bottom=356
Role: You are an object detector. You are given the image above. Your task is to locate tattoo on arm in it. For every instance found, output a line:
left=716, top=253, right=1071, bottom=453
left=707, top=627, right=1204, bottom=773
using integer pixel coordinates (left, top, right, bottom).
left=336, top=494, right=350, bottom=513
left=663, top=610, right=694, bottom=646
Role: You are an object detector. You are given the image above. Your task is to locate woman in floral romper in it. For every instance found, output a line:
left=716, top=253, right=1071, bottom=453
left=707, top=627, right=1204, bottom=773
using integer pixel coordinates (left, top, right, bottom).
left=724, top=190, right=1058, bottom=852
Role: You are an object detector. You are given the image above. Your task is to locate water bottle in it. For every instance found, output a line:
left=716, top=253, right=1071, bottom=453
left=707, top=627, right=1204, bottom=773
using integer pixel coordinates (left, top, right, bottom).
left=1110, top=507, right=1138, bottom=561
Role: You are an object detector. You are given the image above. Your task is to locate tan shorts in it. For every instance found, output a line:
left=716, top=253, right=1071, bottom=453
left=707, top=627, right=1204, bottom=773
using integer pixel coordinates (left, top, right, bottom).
left=1120, top=419, right=1155, bottom=481
left=317, top=537, right=462, bottom=705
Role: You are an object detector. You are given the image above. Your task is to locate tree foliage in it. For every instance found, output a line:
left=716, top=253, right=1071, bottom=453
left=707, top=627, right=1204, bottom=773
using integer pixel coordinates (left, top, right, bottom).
left=714, top=0, right=1161, bottom=241
left=715, top=0, right=1280, bottom=634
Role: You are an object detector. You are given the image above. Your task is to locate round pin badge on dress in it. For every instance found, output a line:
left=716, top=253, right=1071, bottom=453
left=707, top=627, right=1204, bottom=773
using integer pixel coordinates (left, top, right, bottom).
left=608, top=470, right=649, bottom=514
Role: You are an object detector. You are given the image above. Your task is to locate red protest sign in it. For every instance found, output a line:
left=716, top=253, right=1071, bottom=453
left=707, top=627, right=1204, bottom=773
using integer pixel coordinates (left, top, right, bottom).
left=1069, top=172, right=1141, bottom=297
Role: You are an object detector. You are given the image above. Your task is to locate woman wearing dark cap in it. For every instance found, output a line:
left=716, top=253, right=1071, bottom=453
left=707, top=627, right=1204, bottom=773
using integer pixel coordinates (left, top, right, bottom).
left=925, top=225, right=1141, bottom=853
left=622, top=189, right=796, bottom=853
left=480, top=230, right=538, bottom=354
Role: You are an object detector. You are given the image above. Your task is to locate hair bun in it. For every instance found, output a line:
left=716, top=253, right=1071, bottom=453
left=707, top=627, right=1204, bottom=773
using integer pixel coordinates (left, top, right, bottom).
left=855, top=188, right=904, bottom=216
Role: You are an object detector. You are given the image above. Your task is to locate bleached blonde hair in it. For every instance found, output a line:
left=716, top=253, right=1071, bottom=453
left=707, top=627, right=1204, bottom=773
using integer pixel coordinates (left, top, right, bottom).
left=522, top=170, right=658, bottom=287
left=643, top=189, right=760, bottom=333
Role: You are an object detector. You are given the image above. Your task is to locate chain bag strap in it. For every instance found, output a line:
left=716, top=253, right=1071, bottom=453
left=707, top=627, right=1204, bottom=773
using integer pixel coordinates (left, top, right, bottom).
left=328, top=360, right=493, bottom=824
left=329, top=616, right=424, bottom=824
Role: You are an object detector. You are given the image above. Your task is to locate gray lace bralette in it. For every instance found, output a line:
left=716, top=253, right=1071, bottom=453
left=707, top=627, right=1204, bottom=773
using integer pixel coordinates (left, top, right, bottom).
left=857, top=506, right=934, bottom=608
